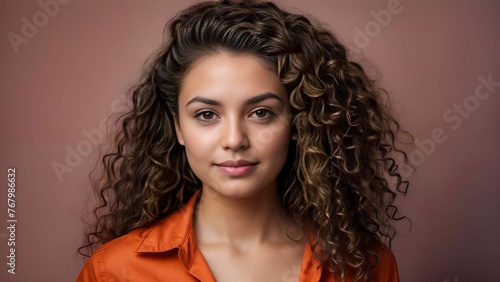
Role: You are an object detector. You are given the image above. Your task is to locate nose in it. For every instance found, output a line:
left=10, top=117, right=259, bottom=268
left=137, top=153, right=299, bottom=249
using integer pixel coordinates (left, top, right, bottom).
left=221, top=117, right=249, bottom=151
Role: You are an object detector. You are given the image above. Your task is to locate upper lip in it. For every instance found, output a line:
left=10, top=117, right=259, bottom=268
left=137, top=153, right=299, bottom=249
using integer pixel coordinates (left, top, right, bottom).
left=215, top=160, right=258, bottom=166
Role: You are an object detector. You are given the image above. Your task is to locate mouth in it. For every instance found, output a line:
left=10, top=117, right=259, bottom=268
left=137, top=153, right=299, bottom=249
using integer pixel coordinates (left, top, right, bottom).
left=214, top=160, right=258, bottom=176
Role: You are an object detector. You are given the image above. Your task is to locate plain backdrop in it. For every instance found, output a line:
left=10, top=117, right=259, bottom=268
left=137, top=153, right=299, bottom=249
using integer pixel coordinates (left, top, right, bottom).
left=1, top=0, right=499, bottom=281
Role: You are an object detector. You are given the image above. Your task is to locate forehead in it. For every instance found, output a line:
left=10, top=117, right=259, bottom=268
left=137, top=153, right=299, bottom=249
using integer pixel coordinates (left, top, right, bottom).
left=178, top=53, right=287, bottom=104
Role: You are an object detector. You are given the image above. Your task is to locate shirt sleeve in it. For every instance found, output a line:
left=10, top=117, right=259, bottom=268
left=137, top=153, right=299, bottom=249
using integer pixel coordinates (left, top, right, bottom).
left=371, top=244, right=400, bottom=282
left=76, top=250, right=105, bottom=282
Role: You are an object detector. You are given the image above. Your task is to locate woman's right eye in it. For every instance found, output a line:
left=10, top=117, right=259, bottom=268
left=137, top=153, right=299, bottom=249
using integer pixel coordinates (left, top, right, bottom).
left=195, top=110, right=219, bottom=122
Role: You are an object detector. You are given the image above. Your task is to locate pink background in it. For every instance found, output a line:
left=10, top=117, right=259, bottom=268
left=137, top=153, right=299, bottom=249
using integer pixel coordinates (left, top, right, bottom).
left=1, top=0, right=499, bottom=281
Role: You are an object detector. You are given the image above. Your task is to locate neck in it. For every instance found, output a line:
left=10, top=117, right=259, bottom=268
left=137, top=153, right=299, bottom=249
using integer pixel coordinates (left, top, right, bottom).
left=194, top=186, right=295, bottom=250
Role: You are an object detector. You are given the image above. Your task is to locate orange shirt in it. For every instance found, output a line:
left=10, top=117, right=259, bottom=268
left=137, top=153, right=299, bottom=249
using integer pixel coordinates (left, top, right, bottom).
left=77, top=193, right=399, bottom=281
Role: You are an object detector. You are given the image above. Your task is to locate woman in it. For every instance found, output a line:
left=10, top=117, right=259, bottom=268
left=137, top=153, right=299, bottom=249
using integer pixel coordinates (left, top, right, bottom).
left=78, top=0, right=410, bottom=281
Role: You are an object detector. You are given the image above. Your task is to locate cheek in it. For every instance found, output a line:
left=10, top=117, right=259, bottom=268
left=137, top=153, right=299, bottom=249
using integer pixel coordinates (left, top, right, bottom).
left=179, top=117, right=215, bottom=147
left=253, top=124, right=292, bottom=157
left=255, top=120, right=291, bottom=145
left=184, top=136, right=206, bottom=153
left=182, top=139, right=210, bottom=177
left=181, top=128, right=217, bottom=161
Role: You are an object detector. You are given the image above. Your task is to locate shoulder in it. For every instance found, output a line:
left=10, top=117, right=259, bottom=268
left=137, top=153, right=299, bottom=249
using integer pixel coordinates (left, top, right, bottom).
left=370, top=243, right=400, bottom=281
left=76, top=227, right=155, bottom=281
left=77, top=202, right=200, bottom=282
left=77, top=193, right=203, bottom=281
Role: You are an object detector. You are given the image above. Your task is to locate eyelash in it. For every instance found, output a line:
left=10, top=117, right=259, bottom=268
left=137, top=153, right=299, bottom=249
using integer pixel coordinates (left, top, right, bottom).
left=194, top=108, right=276, bottom=123
left=249, top=108, right=275, bottom=120
left=194, top=109, right=219, bottom=123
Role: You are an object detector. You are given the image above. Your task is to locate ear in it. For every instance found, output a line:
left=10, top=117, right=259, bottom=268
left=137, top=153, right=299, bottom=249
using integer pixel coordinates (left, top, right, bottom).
left=172, top=114, right=185, bottom=145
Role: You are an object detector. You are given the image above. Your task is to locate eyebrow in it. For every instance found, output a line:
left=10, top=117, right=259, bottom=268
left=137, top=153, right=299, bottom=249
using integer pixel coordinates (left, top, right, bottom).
left=185, top=92, right=283, bottom=107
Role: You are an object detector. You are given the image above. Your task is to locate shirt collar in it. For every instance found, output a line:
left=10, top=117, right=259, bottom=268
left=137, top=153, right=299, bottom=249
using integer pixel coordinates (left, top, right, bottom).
left=135, top=190, right=215, bottom=281
left=135, top=190, right=199, bottom=254
left=134, top=190, right=323, bottom=281
left=299, top=235, right=323, bottom=281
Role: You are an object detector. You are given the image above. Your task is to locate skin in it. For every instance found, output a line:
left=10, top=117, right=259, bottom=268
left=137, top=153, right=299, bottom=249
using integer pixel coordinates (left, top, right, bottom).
left=174, top=53, right=305, bottom=282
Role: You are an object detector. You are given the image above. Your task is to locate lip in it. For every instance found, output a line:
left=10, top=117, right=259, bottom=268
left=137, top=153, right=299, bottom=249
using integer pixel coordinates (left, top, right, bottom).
left=215, top=160, right=258, bottom=176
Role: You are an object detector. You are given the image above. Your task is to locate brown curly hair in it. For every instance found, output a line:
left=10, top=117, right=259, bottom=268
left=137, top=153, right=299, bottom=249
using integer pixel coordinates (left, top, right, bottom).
left=79, top=0, right=411, bottom=280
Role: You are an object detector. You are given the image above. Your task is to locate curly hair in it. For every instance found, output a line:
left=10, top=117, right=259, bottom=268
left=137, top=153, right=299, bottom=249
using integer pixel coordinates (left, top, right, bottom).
left=79, top=0, right=411, bottom=280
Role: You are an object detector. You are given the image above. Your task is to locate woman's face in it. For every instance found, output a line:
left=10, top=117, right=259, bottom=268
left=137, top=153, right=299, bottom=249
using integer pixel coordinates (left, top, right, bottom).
left=174, top=53, right=292, bottom=199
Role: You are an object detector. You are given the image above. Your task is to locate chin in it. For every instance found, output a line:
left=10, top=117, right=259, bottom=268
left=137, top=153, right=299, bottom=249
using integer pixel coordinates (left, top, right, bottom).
left=203, top=182, right=272, bottom=200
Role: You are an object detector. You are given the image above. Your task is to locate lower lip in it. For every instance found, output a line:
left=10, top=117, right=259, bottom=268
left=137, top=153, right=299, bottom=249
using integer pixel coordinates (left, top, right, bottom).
left=216, top=165, right=256, bottom=176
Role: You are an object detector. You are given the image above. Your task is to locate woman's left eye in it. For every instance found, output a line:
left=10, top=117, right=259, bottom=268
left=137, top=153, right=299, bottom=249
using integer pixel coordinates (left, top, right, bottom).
left=250, top=109, right=274, bottom=119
